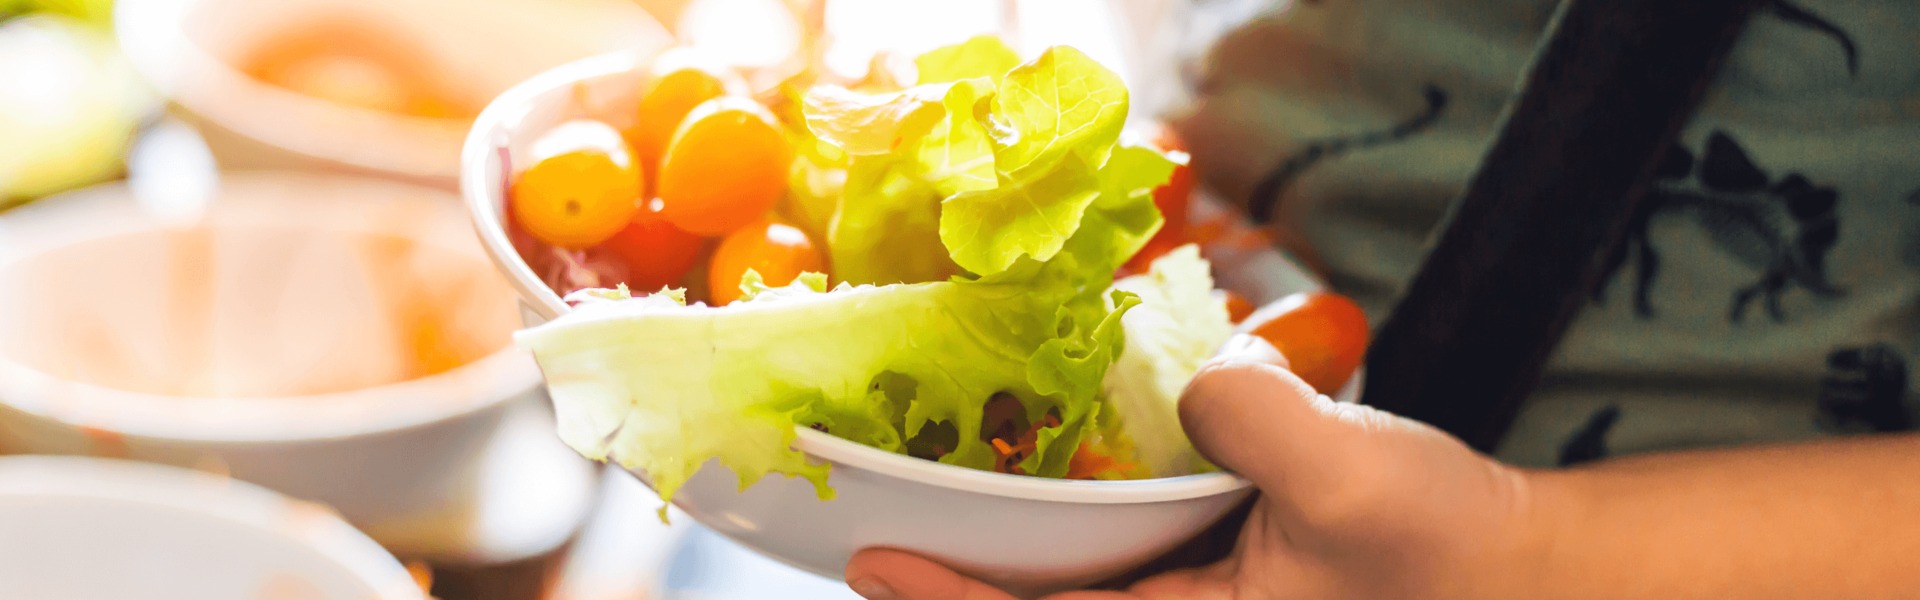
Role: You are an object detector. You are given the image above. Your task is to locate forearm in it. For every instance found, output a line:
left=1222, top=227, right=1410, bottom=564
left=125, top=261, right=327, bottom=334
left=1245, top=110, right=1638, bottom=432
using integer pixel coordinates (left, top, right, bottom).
left=1510, top=433, right=1920, bottom=600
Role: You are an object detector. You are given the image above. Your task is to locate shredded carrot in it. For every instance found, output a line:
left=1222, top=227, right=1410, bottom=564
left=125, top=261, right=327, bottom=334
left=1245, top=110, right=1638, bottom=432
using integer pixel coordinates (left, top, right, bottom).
left=1066, top=442, right=1138, bottom=480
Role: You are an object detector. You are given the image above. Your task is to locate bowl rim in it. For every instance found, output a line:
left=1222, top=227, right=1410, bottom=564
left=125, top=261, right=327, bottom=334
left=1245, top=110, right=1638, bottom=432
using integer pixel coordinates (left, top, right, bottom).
left=0, top=171, right=542, bottom=444
left=0, top=455, right=428, bottom=600
left=463, top=49, right=1261, bottom=505
left=461, top=49, right=654, bottom=324
left=113, top=0, right=475, bottom=181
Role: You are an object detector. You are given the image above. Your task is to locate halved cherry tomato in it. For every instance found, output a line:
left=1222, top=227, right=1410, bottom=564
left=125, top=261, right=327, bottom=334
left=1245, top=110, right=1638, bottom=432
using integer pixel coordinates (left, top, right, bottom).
left=511, top=119, right=641, bottom=249
left=657, top=97, right=791, bottom=236
left=1243, top=291, right=1369, bottom=394
left=708, top=221, right=825, bottom=305
left=628, top=49, right=742, bottom=189
left=603, top=198, right=704, bottom=291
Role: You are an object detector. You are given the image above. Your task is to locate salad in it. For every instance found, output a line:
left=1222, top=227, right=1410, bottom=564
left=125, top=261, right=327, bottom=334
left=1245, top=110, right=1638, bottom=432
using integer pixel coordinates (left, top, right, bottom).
left=506, top=37, right=1368, bottom=507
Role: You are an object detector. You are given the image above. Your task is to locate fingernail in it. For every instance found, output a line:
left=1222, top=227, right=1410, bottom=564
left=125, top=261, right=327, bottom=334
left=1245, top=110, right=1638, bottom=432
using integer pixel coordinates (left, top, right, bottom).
left=849, top=576, right=897, bottom=600
left=1223, top=333, right=1258, bottom=355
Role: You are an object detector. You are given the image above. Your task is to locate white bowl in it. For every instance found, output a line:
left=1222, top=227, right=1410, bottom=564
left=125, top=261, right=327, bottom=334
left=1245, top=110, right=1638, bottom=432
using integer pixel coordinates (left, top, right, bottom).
left=0, top=455, right=428, bottom=600
left=114, top=0, right=671, bottom=186
left=0, top=172, right=549, bottom=559
left=457, top=51, right=1344, bottom=596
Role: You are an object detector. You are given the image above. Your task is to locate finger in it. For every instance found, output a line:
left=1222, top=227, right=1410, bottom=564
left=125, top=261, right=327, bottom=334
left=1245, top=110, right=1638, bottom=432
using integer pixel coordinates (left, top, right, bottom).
left=1215, top=332, right=1289, bottom=370
left=1179, top=334, right=1413, bottom=498
left=846, top=548, right=1019, bottom=600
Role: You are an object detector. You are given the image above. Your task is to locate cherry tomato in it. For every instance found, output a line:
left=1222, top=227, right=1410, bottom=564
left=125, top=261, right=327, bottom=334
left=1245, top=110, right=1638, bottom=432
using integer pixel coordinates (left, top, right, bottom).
left=1147, top=122, right=1195, bottom=236
left=1243, top=291, right=1369, bottom=394
left=657, top=97, right=791, bottom=236
left=708, top=221, right=825, bottom=305
left=1121, top=122, right=1198, bottom=273
left=628, top=49, right=741, bottom=189
left=1122, top=228, right=1191, bottom=274
left=1215, top=289, right=1256, bottom=324
left=511, top=119, right=642, bottom=249
left=603, top=198, right=705, bottom=291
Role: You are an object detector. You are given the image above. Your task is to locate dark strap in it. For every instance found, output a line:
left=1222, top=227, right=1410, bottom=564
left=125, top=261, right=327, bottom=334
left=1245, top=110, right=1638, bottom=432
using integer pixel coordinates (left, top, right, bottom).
left=1358, top=0, right=1770, bottom=452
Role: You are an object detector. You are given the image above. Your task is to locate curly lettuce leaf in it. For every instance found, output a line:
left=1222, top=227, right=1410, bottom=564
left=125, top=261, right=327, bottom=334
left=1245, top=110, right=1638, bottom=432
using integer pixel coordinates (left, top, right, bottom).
left=805, top=43, right=1140, bottom=280
left=914, top=35, right=1022, bottom=86
left=916, top=77, right=998, bottom=196
left=939, top=152, right=1101, bottom=277
left=516, top=255, right=1136, bottom=505
left=1099, top=245, right=1233, bottom=477
left=936, top=46, right=1130, bottom=276
left=829, top=156, right=959, bottom=285
left=1060, top=143, right=1181, bottom=275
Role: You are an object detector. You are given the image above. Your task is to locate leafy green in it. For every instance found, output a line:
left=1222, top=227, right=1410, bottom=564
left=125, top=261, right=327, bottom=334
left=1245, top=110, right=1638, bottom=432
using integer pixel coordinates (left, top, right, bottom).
left=829, top=156, right=959, bottom=285
left=516, top=261, right=1136, bottom=505
left=939, top=152, right=1101, bottom=277
left=934, top=46, right=1131, bottom=276
left=1100, top=245, right=1232, bottom=477
left=914, top=35, right=1022, bottom=86
left=805, top=44, right=1141, bottom=280
left=1061, top=143, right=1182, bottom=274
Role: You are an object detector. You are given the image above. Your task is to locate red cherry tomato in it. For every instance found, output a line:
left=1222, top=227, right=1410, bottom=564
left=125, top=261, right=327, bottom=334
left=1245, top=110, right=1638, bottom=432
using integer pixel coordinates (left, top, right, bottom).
left=1215, top=289, right=1256, bottom=324
left=708, top=221, right=825, bottom=305
left=603, top=199, right=704, bottom=291
left=1243, top=291, right=1369, bottom=394
left=1147, top=123, right=1195, bottom=236
left=1122, top=228, right=1192, bottom=274
left=1122, top=122, right=1198, bottom=273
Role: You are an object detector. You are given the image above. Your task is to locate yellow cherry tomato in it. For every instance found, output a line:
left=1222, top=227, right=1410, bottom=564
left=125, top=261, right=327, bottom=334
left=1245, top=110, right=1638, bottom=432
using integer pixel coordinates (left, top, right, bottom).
left=511, top=119, right=642, bottom=249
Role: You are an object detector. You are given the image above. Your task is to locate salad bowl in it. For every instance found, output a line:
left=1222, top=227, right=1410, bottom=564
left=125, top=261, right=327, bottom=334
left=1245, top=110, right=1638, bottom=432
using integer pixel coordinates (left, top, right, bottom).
left=461, top=48, right=1349, bottom=595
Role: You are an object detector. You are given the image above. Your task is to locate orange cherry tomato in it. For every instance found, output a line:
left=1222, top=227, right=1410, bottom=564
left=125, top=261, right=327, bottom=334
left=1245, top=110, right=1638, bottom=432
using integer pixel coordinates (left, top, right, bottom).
left=1243, top=291, right=1369, bottom=394
left=1215, top=289, right=1256, bottom=324
left=708, top=221, right=825, bottom=305
left=657, top=97, right=791, bottom=236
left=628, top=49, right=741, bottom=189
left=511, top=119, right=642, bottom=249
left=603, top=199, right=705, bottom=291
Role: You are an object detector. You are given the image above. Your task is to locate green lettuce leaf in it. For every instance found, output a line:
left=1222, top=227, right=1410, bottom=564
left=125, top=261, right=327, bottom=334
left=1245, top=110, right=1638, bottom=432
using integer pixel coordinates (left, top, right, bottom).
left=916, top=77, right=998, bottom=196
left=939, top=152, right=1101, bottom=277
left=1060, top=143, right=1181, bottom=275
left=516, top=255, right=1136, bottom=505
left=914, top=35, right=1022, bottom=86
left=1099, top=245, right=1233, bottom=477
left=935, top=46, right=1131, bottom=276
left=828, top=156, right=959, bottom=285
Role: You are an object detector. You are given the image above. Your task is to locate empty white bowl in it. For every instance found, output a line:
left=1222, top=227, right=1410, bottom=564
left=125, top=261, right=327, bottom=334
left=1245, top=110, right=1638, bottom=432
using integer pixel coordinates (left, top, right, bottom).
left=456, top=49, right=1354, bottom=595
left=0, top=455, right=429, bottom=600
left=0, top=171, right=551, bottom=559
left=114, top=0, right=671, bottom=185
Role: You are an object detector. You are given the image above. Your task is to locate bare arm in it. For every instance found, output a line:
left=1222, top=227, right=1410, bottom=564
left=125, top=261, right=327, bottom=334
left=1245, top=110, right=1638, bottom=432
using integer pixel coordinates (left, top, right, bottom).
left=845, top=336, right=1920, bottom=600
left=1518, top=434, right=1920, bottom=600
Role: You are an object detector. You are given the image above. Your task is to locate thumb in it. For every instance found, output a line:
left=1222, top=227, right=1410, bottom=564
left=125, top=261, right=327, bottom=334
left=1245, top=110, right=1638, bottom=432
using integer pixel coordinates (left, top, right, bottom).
left=1178, top=334, right=1422, bottom=503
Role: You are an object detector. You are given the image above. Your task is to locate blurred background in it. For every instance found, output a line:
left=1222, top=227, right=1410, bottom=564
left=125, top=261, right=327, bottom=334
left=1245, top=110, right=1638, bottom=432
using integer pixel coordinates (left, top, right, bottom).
left=0, top=1, right=1274, bottom=598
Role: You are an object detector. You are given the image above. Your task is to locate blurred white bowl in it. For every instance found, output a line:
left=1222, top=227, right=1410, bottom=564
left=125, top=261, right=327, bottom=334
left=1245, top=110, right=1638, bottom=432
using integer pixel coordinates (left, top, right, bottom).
left=114, top=0, right=671, bottom=186
left=0, top=171, right=548, bottom=558
left=458, top=51, right=1307, bottom=596
left=0, top=455, right=428, bottom=600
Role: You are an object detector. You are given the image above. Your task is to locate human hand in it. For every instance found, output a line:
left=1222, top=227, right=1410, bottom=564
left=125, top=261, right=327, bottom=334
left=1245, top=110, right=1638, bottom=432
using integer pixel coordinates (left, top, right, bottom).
left=843, top=334, right=1544, bottom=600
